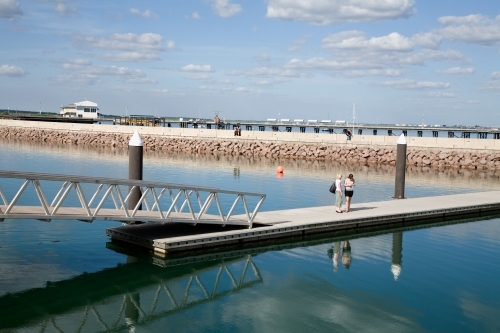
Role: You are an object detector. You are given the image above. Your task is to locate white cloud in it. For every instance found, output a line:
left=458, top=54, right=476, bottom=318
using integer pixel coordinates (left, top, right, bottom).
left=129, top=8, right=158, bottom=19
left=254, top=54, right=270, bottom=62
left=438, top=14, right=500, bottom=45
left=181, top=64, right=213, bottom=72
left=184, top=74, right=212, bottom=80
left=56, top=63, right=155, bottom=85
left=227, top=66, right=301, bottom=78
left=436, top=67, right=474, bottom=75
left=321, top=31, right=469, bottom=67
left=285, top=43, right=469, bottom=79
left=209, top=0, right=241, bottom=18
left=286, top=36, right=309, bottom=52
left=428, top=92, right=456, bottom=98
left=165, top=41, right=179, bottom=50
left=323, top=31, right=414, bottom=52
left=478, top=72, right=500, bottom=91
left=266, top=0, right=415, bottom=25
left=412, top=32, right=443, bottom=49
left=380, top=79, right=450, bottom=90
left=54, top=0, right=77, bottom=17
left=55, top=74, right=100, bottom=85
left=235, top=86, right=249, bottom=92
left=343, top=69, right=403, bottom=77
left=0, top=64, right=26, bottom=77
left=39, top=0, right=77, bottom=17
left=0, top=0, right=22, bottom=19
left=192, top=12, right=200, bottom=19
left=73, top=33, right=164, bottom=52
left=479, top=81, right=500, bottom=91
left=100, top=52, right=161, bottom=62
left=254, top=80, right=272, bottom=86
left=58, top=58, right=91, bottom=70
left=204, top=78, right=236, bottom=85
left=72, top=33, right=174, bottom=62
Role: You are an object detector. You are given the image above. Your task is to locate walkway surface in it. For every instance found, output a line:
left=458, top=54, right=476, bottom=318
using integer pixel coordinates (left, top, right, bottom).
left=107, top=190, right=500, bottom=255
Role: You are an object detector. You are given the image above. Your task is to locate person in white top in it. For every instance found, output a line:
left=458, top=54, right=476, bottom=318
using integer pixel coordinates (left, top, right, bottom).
left=335, top=173, right=344, bottom=213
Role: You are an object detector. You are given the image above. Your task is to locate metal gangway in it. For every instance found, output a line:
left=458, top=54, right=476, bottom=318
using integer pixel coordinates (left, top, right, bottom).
left=0, top=170, right=266, bottom=228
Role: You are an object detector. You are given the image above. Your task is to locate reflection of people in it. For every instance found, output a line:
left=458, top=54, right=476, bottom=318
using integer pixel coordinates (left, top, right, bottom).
left=335, top=173, right=344, bottom=213
left=328, top=240, right=351, bottom=272
left=342, top=240, right=352, bottom=269
left=234, top=123, right=241, bottom=136
left=344, top=174, right=355, bottom=213
left=333, top=241, right=341, bottom=272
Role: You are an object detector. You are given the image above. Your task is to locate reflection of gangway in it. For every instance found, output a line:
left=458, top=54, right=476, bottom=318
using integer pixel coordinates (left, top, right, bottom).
left=0, top=255, right=262, bottom=332
left=0, top=170, right=266, bottom=228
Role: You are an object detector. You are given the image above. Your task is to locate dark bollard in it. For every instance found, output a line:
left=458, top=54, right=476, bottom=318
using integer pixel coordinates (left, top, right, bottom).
left=391, top=232, right=403, bottom=280
left=394, top=134, right=406, bottom=199
left=129, top=131, right=143, bottom=211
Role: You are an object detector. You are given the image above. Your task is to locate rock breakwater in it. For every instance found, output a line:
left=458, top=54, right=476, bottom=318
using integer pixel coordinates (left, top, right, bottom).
left=2, top=127, right=500, bottom=170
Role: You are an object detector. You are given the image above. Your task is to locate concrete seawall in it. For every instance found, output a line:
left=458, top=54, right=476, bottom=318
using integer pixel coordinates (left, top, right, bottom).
left=1, top=119, right=500, bottom=170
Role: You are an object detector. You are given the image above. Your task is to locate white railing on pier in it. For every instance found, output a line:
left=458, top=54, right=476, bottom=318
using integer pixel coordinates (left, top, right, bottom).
left=0, top=170, right=266, bottom=228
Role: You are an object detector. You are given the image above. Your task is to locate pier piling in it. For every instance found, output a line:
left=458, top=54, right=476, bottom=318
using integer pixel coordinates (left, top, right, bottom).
left=394, top=134, right=407, bottom=199
left=129, top=131, right=143, bottom=211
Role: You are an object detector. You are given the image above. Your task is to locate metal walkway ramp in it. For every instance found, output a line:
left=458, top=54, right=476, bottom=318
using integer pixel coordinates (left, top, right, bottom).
left=0, top=170, right=266, bottom=228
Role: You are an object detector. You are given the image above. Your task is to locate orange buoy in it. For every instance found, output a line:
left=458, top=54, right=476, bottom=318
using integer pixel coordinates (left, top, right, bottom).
left=276, top=166, right=284, bottom=174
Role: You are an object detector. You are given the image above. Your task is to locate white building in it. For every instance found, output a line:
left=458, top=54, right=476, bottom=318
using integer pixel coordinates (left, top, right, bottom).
left=60, top=100, right=99, bottom=118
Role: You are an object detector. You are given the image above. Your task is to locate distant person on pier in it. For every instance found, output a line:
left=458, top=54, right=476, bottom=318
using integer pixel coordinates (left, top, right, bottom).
left=344, top=174, right=355, bottom=213
left=234, top=123, right=241, bottom=136
left=335, top=173, right=344, bottom=213
left=345, top=129, right=353, bottom=140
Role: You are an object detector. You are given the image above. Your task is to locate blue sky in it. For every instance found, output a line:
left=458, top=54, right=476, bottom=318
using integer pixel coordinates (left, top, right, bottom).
left=1, top=0, right=500, bottom=126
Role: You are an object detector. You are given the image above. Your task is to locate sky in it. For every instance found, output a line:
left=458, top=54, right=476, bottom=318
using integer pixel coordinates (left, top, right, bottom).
left=1, top=0, right=500, bottom=126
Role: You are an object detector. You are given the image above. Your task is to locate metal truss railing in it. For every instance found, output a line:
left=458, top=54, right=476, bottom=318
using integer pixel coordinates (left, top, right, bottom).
left=0, top=170, right=266, bottom=228
left=16, top=256, right=262, bottom=333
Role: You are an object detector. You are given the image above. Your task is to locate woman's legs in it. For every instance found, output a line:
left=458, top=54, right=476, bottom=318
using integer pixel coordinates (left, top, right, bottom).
left=345, top=196, right=351, bottom=212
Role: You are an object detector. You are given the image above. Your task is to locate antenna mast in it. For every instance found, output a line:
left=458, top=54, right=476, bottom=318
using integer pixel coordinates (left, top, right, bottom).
left=352, top=103, right=356, bottom=133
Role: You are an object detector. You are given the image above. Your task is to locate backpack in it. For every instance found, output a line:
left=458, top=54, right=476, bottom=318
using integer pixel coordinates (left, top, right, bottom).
left=329, top=181, right=336, bottom=193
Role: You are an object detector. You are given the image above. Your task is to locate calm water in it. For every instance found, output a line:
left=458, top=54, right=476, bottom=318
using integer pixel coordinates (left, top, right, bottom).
left=1, top=139, right=500, bottom=332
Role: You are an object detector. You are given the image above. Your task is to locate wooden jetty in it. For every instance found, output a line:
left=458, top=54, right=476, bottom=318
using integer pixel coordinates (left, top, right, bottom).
left=106, top=191, right=500, bottom=256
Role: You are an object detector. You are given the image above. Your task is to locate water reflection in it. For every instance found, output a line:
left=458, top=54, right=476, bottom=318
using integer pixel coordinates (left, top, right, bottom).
left=328, top=240, right=353, bottom=271
left=391, top=232, right=403, bottom=280
left=0, top=253, right=262, bottom=332
left=1, top=214, right=499, bottom=332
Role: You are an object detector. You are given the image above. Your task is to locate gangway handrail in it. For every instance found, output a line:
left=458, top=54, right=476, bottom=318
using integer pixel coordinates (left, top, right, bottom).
left=0, top=170, right=266, bottom=228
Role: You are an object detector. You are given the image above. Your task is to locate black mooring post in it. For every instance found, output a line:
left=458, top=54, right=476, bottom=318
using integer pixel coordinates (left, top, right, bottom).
left=129, top=131, right=143, bottom=211
left=394, top=134, right=406, bottom=199
left=391, top=232, right=403, bottom=281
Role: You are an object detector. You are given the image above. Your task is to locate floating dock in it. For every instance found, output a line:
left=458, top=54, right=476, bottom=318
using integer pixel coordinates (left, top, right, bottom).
left=106, top=191, right=500, bottom=256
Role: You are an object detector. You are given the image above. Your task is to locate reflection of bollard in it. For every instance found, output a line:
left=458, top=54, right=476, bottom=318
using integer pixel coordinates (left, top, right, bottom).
left=394, top=134, right=407, bottom=199
left=125, top=293, right=140, bottom=326
left=129, top=131, right=143, bottom=211
left=391, top=232, right=403, bottom=280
